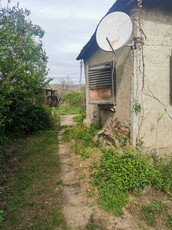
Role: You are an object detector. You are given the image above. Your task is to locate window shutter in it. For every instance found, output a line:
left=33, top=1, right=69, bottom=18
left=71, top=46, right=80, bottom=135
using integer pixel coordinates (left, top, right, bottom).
left=88, top=61, right=115, bottom=104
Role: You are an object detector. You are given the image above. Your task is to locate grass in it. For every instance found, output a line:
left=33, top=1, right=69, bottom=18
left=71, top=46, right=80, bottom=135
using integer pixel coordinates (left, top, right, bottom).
left=1, top=130, right=69, bottom=230
left=57, top=105, right=84, bottom=115
left=165, top=215, right=172, bottom=229
left=63, top=124, right=100, bottom=161
left=52, top=105, right=86, bottom=125
left=140, top=200, right=167, bottom=227
left=97, top=184, right=129, bottom=216
left=85, top=215, right=105, bottom=230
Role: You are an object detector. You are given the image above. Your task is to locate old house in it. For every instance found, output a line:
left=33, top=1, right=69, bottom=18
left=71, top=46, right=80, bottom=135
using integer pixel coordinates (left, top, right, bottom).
left=77, top=0, right=172, bottom=155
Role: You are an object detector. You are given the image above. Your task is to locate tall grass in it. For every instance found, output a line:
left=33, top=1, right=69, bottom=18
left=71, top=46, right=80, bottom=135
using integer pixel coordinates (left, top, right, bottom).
left=1, top=130, right=69, bottom=230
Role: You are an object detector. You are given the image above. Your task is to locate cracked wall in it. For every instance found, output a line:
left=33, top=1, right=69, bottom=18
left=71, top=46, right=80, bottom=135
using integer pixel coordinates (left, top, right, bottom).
left=132, top=8, right=172, bottom=155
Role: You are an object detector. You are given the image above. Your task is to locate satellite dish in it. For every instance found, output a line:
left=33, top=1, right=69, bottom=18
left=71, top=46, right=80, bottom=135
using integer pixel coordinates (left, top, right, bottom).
left=96, top=11, right=133, bottom=52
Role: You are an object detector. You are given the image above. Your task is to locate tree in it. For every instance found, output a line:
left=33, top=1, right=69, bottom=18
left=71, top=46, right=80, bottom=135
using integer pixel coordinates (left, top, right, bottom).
left=0, top=5, right=51, bottom=140
left=59, top=75, right=74, bottom=93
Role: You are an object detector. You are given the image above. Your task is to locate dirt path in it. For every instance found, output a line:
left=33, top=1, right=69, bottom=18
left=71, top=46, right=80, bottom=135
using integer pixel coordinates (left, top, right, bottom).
left=58, top=115, right=141, bottom=230
left=58, top=115, right=93, bottom=229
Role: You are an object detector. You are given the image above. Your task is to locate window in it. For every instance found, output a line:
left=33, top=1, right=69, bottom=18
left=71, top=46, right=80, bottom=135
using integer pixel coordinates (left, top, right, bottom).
left=88, top=61, right=115, bottom=104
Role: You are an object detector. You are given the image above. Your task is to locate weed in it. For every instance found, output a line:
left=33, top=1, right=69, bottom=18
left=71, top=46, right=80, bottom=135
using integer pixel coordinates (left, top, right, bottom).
left=94, top=149, right=153, bottom=191
left=93, top=147, right=172, bottom=217
left=97, top=184, right=129, bottom=216
left=51, top=107, right=60, bottom=128
left=165, top=215, right=172, bottom=229
left=115, top=132, right=128, bottom=147
left=86, top=188, right=95, bottom=197
left=136, top=138, right=144, bottom=149
left=63, top=124, right=98, bottom=147
left=140, top=200, right=167, bottom=227
left=0, top=210, right=5, bottom=226
left=152, top=157, right=172, bottom=191
left=73, top=110, right=86, bottom=124
left=64, top=124, right=100, bottom=159
left=73, top=144, right=92, bottom=160
left=133, top=101, right=142, bottom=114
left=86, top=215, right=105, bottom=230
left=79, top=174, right=85, bottom=181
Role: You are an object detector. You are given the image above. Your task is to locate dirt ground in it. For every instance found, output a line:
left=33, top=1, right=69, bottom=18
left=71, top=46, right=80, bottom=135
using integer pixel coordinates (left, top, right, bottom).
left=58, top=115, right=148, bottom=230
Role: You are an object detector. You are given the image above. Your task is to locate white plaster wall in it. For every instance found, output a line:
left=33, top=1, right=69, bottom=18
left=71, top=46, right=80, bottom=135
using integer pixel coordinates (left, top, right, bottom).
left=133, top=9, right=172, bottom=153
left=84, top=46, right=132, bottom=127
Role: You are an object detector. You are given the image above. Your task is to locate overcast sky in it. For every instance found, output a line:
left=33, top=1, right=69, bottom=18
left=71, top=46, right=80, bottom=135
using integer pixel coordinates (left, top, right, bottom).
left=1, top=0, right=115, bottom=84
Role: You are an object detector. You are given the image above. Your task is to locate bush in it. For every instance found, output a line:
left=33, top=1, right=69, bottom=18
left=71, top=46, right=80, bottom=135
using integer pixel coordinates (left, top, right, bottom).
left=63, top=91, right=85, bottom=109
left=6, top=103, right=53, bottom=135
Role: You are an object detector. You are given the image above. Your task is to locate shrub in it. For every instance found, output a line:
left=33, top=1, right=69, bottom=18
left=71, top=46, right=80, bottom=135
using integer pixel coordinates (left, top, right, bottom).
left=63, top=91, right=85, bottom=109
left=6, top=103, right=53, bottom=135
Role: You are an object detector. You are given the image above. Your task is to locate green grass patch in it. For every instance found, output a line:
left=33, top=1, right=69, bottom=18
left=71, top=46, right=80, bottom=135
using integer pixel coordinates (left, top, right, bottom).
left=93, top=148, right=172, bottom=216
left=152, top=157, right=172, bottom=191
left=165, top=215, right=172, bottom=229
left=1, top=130, right=69, bottom=230
left=58, top=105, right=84, bottom=115
left=140, top=200, right=167, bottom=227
left=63, top=124, right=100, bottom=160
left=97, top=184, right=129, bottom=216
left=72, top=143, right=92, bottom=160
left=73, top=110, right=86, bottom=124
left=63, top=124, right=98, bottom=147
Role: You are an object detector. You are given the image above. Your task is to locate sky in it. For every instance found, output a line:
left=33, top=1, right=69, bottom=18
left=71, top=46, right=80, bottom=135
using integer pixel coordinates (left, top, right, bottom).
left=1, top=0, right=116, bottom=84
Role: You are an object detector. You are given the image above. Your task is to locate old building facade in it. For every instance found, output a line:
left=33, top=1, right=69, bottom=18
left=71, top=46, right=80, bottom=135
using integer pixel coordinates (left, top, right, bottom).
left=77, top=0, right=172, bottom=155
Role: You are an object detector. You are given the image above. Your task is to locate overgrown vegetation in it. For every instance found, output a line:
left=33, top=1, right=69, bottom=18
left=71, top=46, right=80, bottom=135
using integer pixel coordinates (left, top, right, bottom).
left=93, top=149, right=172, bottom=217
left=0, top=4, right=51, bottom=143
left=140, top=200, right=167, bottom=227
left=1, top=130, right=69, bottom=229
left=62, top=123, right=172, bottom=228
left=58, top=91, right=86, bottom=119
left=63, top=124, right=99, bottom=159
left=52, top=90, right=86, bottom=125
left=63, top=91, right=85, bottom=109
left=58, top=105, right=83, bottom=115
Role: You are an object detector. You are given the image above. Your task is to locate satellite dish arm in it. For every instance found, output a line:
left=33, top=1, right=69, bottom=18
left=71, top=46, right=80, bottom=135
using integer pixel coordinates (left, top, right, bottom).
left=106, top=37, right=116, bottom=54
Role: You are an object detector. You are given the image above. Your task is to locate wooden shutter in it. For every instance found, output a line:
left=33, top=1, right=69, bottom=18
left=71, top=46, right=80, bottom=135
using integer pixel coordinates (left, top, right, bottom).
left=88, top=61, right=115, bottom=104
